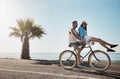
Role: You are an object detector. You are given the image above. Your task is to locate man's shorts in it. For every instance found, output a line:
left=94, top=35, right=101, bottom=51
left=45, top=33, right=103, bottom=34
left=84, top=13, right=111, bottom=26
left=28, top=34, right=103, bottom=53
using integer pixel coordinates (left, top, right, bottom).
left=69, top=41, right=82, bottom=49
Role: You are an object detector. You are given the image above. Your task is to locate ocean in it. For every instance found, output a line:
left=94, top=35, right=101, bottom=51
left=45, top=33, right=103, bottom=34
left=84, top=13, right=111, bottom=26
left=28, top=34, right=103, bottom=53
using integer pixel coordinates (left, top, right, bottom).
left=0, top=52, right=120, bottom=62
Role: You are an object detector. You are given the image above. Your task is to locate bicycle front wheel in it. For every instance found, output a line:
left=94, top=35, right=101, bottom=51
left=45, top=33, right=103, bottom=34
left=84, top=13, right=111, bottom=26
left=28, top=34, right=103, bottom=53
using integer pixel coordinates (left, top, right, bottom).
left=88, top=50, right=111, bottom=71
left=59, top=50, right=77, bottom=70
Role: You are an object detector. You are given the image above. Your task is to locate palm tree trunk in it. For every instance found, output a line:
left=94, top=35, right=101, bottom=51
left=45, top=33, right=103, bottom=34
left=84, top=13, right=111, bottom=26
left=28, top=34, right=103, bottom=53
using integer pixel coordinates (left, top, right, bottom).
left=21, top=34, right=30, bottom=59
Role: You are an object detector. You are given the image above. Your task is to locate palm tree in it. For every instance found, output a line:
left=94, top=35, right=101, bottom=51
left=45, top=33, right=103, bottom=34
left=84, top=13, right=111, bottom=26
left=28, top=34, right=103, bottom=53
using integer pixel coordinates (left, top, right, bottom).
left=9, top=18, right=46, bottom=59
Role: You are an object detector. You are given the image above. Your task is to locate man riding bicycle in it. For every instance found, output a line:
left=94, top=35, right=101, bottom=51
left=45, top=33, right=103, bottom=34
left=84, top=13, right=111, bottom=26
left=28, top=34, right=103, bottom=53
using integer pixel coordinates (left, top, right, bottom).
left=68, top=21, right=86, bottom=65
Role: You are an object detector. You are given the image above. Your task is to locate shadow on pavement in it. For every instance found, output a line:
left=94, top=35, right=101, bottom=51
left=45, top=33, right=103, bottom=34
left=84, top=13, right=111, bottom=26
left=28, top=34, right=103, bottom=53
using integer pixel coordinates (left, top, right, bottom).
left=71, top=66, right=120, bottom=79
left=32, top=60, right=120, bottom=79
left=32, top=60, right=60, bottom=65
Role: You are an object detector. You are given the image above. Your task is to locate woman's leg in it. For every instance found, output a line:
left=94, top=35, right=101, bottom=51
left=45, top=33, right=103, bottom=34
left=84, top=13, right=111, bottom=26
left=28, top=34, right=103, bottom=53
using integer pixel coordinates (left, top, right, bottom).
left=96, top=38, right=115, bottom=47
left=90, top=37, right=113, bottom=50
left=101, top=40, right=118, bottom=48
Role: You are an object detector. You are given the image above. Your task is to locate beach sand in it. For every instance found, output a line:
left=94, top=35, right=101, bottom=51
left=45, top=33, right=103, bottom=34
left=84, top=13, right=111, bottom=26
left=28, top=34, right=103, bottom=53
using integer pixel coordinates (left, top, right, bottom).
left=0, top=59, right=119, bottom=79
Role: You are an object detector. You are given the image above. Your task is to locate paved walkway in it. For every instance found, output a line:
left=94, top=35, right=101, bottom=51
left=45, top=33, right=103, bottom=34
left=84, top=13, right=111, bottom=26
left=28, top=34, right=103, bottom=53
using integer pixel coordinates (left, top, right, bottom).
left=0, top=59, right=119, bottom=79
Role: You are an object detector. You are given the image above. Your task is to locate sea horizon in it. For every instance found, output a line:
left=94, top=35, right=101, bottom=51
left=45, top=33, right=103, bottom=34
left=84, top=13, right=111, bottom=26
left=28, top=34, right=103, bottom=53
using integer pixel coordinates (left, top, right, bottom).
left=0, top=52, right=120, bottom=62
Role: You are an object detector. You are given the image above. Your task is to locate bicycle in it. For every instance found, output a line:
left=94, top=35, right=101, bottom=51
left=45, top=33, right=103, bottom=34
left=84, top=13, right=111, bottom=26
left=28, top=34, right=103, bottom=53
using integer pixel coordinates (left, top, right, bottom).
left=59, top=42, right=111, bottom=72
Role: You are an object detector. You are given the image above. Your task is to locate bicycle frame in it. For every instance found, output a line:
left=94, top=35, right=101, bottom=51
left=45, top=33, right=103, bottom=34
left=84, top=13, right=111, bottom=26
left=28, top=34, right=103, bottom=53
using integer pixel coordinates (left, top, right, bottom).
left=73, top=45, right=97, bottom=62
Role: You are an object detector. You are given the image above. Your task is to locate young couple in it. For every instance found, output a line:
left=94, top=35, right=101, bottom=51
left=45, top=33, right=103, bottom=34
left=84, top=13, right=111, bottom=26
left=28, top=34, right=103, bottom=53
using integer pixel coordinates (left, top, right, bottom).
left=68, top=21, right=118, bottom=65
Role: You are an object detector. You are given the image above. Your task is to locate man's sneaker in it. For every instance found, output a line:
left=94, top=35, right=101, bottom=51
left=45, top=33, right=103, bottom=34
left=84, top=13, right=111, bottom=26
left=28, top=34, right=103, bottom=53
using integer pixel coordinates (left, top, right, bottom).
left=107, top=49, right=115, bottom=52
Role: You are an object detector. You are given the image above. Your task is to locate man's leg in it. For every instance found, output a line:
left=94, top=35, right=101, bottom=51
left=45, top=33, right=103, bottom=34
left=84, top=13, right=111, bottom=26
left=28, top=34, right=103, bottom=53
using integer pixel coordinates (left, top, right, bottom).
left=76, top=43, right=86, bottom=65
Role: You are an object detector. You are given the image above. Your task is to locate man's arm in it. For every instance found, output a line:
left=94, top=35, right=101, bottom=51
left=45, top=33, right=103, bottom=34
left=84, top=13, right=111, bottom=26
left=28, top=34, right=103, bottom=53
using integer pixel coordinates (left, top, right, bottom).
left=71, top=29, right=83, bottom=42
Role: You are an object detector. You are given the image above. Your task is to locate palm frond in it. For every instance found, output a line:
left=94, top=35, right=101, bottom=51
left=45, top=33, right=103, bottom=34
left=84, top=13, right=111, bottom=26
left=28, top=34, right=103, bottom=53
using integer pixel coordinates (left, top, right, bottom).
left=9, top=31, right=21, bottom=37
left=16, top=19, right=26, bottom=33
left=29, top=25, right=46, bottom=39
left=25, top=19, right=34, bottom=33
left=16, top=18, right=35, bottom=34
left=9, top=27, right=21, bottom=37
left=9, top=27, right=19, bottom=32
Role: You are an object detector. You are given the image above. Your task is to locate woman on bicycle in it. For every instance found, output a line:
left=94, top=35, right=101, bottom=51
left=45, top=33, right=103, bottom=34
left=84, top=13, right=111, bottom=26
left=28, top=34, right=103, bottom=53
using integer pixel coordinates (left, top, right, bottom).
left=78, top=21, right=118, bottom=52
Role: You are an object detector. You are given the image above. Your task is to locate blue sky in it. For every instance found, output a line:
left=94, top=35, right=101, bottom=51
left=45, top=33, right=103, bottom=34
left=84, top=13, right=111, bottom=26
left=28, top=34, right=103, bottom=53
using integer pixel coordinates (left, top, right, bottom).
left=0, top=0, right=120, bottom=53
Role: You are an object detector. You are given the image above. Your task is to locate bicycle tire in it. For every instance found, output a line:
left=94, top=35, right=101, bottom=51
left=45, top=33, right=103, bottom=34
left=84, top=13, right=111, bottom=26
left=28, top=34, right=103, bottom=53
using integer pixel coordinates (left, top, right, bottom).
left=88, top=50, right=111, bottom=71
left=59, top=50, right=77, bottom=70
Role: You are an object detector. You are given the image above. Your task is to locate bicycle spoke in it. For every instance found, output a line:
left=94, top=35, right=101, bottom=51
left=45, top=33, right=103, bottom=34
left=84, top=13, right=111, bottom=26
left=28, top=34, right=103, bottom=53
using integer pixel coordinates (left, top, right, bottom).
left=59, top=50, right=77, bottom=70
left=89, top=50, right=111, bottom=71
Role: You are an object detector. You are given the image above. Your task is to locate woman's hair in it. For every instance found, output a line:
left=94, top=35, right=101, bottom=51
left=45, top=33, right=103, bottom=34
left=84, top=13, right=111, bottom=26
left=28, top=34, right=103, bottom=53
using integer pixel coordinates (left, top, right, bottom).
left=81, top=24, right=87, bottom=31
left=80, top=21, right=87, bottom=31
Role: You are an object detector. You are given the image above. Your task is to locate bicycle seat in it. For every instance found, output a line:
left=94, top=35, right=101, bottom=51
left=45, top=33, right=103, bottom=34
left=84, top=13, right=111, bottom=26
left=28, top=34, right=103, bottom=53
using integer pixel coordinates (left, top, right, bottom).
left=68, top=43, right=82, bottom=48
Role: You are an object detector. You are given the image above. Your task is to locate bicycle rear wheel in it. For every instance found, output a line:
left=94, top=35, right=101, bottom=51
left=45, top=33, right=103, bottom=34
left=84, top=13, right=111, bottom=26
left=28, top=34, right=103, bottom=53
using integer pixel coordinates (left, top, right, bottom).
left=88, top=50, right=111, bottom=71
left=59, top=50, right=77, bottom=70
